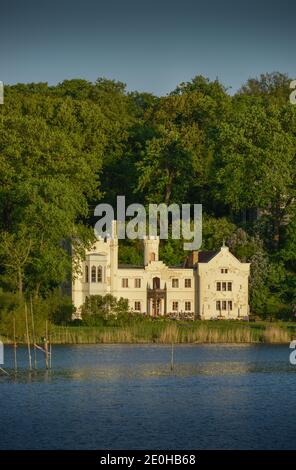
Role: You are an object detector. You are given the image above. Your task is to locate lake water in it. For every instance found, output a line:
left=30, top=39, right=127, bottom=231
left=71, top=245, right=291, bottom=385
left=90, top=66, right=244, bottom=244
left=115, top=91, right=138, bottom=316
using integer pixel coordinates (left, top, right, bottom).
left=0, top=344, right=295, bottom=450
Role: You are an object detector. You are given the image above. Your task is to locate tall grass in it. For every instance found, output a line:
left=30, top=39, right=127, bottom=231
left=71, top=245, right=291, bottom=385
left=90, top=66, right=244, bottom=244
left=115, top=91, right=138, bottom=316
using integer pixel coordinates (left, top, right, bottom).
left=262, top=326, right=291, bottom=344
left=46, top=321, right=295, bottom=344
left=177, top=325, right=256, bottom=343
left=1, top=318, right=295, bottom=345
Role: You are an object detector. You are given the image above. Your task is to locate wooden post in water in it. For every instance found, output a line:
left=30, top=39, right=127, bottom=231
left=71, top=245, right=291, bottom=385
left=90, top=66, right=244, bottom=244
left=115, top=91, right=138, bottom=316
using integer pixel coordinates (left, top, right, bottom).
left=170, top=342, right=174, bottom=371
left=0, top=367, right=9, bottom=376
left=49, top=341, right=52, bottom=370
left=30, top=295, right=37, bottom=369
left=48, top=321, right=52, bottom=369
left=24, top=302, right=32, bottom=371
left=45, top=320, right=49, bottom=370
left=13, top=316, right=17, bottom=373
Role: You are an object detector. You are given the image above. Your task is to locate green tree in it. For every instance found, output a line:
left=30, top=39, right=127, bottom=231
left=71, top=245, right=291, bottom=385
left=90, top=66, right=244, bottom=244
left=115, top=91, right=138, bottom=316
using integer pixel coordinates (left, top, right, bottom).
left=215, top=98, right=296, bottom=248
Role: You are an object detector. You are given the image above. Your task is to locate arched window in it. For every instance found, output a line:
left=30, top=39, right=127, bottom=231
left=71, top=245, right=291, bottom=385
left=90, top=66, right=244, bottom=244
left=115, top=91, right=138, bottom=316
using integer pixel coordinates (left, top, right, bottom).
left=153, top=277, right=160, bottom=289
left=150, top=252, right=156, bottom=262
left=85, top=265, right=89, bottom=283
left=97, top=266, right=102, bottom=283
left=91, top=266, right=96, bottom=283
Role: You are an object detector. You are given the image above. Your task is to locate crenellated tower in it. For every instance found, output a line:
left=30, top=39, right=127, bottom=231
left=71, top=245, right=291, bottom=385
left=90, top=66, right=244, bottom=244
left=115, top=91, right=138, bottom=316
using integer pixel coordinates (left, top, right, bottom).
left=143, top=236, right=159, bottom=265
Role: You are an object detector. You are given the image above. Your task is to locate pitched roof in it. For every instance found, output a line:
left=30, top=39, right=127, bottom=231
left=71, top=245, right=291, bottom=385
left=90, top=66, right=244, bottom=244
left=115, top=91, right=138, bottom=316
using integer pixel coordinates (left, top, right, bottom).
left=118, top=250, right=220, bottom=269
left=197, top=250, right=219, bottom=263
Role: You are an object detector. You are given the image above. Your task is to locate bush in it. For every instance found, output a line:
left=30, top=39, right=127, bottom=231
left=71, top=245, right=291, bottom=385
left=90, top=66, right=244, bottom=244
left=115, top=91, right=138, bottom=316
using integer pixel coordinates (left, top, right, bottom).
left=81, top=294, right=129, bottom=326
left=0, top=289, right=75, bottom=341
left=46, top=291, right=74, bottom=324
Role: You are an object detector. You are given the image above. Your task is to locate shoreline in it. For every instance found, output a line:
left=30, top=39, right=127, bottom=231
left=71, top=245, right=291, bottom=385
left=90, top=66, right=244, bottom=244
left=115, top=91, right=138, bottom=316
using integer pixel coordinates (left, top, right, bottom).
left=1, top=340, right=292, bottom=345
left=1, top=320, right=295, bottom=345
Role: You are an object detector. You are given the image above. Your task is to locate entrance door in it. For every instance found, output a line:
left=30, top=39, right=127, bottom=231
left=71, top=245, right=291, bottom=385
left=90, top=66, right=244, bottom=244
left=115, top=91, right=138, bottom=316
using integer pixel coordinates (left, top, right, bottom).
left=152, top=298, right=161, bottom=316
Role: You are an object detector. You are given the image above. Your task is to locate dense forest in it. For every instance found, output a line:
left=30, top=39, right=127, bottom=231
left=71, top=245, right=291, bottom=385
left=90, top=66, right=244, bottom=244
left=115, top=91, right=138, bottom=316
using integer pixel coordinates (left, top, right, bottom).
left=0, top=72, right=296, bottom=322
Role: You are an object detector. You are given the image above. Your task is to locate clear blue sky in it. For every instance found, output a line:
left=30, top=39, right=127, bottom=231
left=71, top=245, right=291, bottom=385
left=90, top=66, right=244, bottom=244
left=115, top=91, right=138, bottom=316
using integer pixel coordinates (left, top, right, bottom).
left=1, top=0, right=295, bottom=95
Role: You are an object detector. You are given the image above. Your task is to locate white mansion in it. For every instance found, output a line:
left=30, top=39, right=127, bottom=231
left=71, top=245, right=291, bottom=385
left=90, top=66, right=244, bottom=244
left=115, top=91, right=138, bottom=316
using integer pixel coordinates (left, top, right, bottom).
left=72, top=222, right=250, bottom=319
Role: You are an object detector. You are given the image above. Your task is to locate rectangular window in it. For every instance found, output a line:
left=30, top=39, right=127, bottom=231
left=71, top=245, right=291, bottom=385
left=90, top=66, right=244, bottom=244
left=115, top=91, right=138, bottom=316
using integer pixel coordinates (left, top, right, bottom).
left=216, top=301, right=221, bottom=311
left=222, top=282, right=227, bottom=291
left=217, top=282, right=221, bottom=291
left=185, top=301, right=191, bottom=311
left=228, top=282, right=232, bottom=291
left=228, top=301, right=233, bottom=311
left=222, top=301, right=227, bottom=310
left=172, top=301, right=178, bottom=311
left=221, top=268, right=228, bottom=274
left=185, top=278, right=191, bottom=288
left=122, top=278, right=128, bottom=288
left=134, top=301, right=141, bottom=311
left=134, top=278, right=141, bottom=288
left=172, top=279, right=179, bottom=288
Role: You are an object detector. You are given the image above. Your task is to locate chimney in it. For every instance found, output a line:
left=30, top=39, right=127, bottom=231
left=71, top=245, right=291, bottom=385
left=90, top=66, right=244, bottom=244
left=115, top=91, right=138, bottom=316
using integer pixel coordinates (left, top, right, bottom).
left=185, top=251, right=199, bottom=267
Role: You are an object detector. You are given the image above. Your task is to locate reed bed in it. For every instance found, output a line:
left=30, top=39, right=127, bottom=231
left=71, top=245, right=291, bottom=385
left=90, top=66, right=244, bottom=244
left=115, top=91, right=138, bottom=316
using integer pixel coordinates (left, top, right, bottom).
left=177, top=325, right=257, bottom=343
left=45, top=321, right=295, bottom=344
left=1, top=320, right=295, bottom=345
left=261, top=326, right=292, bottom=344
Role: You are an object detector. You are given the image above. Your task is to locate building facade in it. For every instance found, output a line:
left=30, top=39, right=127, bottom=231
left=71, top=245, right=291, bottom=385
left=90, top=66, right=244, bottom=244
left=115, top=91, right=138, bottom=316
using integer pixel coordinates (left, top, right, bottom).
left=72, top=222, right=250, bottom=319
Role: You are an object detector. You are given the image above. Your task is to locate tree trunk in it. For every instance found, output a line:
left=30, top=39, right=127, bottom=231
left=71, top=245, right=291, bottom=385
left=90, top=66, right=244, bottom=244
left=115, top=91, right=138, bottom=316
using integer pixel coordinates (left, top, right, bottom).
left=18, top=267, right=23, bottom=297
left=164, top=171, right=174, bottom=205
left=35, top=282, right=41, bottom=298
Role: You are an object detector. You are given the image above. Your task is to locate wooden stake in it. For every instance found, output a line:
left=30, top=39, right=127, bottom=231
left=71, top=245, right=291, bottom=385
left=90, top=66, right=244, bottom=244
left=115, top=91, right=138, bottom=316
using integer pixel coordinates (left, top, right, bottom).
left=24, top=302, right=32, bottom=371
left=13, top=316, right=17, bottom=373
left=49, top=342, right=52, bottom=370
left=170, top=342, right=174, bottom=371
left=0, top=367, right=9, bottom=376
left=45, top=320, right=49, bottom=370
left=30, top=295, right=37, bottom=369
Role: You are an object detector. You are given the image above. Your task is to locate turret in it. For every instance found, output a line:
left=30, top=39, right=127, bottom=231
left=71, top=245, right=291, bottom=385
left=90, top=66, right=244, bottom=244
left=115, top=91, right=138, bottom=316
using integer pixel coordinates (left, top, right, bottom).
left=143, top=236, right=159, bottom=265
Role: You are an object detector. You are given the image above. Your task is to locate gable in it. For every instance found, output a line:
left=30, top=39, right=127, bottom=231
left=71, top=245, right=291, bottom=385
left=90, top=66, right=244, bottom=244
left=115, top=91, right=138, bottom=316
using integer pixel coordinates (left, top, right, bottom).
left=198, top=247, right=250, bottom=273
